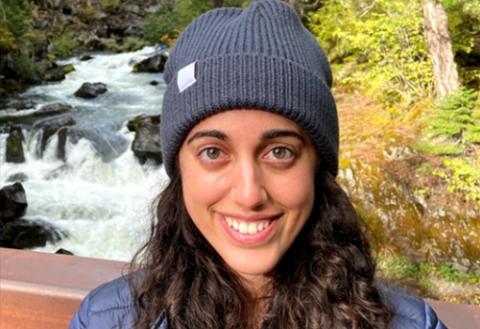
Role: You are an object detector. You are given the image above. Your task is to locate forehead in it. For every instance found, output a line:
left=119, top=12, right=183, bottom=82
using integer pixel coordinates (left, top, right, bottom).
left=187, top=109, right=304, bottom=135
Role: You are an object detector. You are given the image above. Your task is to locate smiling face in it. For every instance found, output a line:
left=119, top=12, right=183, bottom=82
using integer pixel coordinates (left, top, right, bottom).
left=178, top=109, right=317, bottom=292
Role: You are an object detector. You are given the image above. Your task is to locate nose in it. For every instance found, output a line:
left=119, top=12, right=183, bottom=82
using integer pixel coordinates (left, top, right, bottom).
left=231, top=158, right=268, bottom=210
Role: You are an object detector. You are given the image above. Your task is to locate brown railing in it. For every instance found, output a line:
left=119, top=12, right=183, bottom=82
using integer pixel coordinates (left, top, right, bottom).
left=0, top=247, right=479, bottom=329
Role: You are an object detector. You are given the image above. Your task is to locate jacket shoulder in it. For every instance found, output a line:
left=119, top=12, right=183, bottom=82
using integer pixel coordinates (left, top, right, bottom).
left=69, top=275, right=136, bottom=329
left=378, top=282, right=447, bottom=329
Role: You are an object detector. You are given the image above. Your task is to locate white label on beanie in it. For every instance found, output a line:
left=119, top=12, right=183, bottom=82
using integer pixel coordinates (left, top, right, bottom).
left=177, top=62, right=197, bottom=93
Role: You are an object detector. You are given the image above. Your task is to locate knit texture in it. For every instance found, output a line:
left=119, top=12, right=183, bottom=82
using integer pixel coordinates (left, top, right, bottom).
left=160, top=0, right=339, bottom=177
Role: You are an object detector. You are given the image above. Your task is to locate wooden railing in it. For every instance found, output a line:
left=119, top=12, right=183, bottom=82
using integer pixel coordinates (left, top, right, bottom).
left=0, top=248, right=479, bottom=329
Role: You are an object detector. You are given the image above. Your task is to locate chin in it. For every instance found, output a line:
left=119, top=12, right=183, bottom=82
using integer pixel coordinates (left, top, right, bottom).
left=222, top=248, right=281, bottom=279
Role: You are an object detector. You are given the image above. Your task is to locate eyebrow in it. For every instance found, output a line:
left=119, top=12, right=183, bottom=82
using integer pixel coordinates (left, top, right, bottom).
left=186, top=129, right=305, bottom=144
left=261, top=129, right=305, bottom=144
left=187, top=130, right=228, bottom=144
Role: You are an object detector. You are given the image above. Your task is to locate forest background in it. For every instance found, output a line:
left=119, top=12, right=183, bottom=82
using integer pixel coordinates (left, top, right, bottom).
left=1, top=0, right=479, bottom=304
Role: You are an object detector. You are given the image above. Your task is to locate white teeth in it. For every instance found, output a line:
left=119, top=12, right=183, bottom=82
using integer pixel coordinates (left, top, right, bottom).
left=225, top=216, right=271, bottom=235
left=248, top=223, right=257, bottom=234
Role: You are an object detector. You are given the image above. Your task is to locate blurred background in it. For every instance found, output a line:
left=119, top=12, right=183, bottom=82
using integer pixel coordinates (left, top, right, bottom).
left=0, top=0, right=479, bottom=305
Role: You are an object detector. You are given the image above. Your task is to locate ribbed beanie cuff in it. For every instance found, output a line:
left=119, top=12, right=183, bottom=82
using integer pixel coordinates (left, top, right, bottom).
left=160, top=0, right=339, bottom=177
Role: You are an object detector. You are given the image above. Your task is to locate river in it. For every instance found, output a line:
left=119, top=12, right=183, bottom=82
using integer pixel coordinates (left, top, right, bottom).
left=0, top=47, right=169, bottom=261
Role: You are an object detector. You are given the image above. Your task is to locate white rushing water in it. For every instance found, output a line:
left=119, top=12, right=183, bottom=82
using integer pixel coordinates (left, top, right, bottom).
left=0, top=47, right=169, bottom=261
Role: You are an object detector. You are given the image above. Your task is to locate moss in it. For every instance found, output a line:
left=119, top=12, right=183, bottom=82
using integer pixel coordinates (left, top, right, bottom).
left=63, top=64, right=75, bottom=74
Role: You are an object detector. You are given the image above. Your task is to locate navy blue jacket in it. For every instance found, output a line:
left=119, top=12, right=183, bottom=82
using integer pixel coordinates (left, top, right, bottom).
left=69, top=276, right=447, bottom=329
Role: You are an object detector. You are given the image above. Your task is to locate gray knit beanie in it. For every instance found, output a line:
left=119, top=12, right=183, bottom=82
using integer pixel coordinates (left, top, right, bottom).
left=160, top=0, right=338, bottom=177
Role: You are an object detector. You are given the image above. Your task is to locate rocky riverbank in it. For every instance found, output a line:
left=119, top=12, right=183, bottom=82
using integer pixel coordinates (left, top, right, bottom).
left=0, top=0, right=159, bottom=97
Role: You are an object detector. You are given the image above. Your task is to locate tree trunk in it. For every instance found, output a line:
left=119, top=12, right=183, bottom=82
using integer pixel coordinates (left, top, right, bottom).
left=423, top=0, right=460, bottom=98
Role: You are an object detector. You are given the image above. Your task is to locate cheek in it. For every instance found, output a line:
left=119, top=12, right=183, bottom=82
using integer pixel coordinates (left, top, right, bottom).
left=268, top=168, right=315, bottom=212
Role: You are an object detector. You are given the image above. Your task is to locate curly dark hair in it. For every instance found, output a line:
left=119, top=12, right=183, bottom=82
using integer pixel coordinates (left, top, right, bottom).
left=129, top=169, right=393, bottom=329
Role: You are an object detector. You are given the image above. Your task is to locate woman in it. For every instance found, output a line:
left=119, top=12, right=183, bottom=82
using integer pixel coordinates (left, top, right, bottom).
left=69, top=1, right=446, bottom=328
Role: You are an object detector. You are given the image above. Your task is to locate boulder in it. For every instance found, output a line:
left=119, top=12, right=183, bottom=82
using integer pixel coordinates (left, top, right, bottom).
left=133, top=51, right=168, bottom=73
left=0, top=182, right=27, bottom=223
left=44, top=63, right=75, bottom=82
left=80, top=54, right=94, bottom=61
left=74, top=82, right=107, bottom=98
left=6, top=173, right=28, bottom=183
left=0, top=218, right=65, bottom=249
left=67, top=128, right=129, bottom=162
left=0, top=102, right=74, bottom=127
left=149, top=80, right=159, bottom=86
left=35, top=115, right=76, bottom=159
left=127, top=114, right=162, bottom=165
left=6, top=126, right=25, bottom=163
left=35, top=102, right=73, bottom=116
left=8, top=99, right=36, bottom=111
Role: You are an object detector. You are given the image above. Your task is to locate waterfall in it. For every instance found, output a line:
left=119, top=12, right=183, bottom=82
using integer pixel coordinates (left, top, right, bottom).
left=0, top=47, right=169, bottom=261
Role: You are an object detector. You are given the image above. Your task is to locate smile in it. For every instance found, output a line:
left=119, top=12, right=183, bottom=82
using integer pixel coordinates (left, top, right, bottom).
left=217, top=212, right=282, bottom=245
left=225, top=216, right=272, bottom=235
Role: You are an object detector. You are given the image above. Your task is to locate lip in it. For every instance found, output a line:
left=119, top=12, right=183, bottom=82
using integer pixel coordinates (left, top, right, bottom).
left=216, top=211, right=282, bottom=245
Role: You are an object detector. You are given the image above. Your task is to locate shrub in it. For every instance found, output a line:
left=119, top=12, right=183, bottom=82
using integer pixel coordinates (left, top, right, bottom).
left=50, top=31, right=77, bottom=58
left=424, top=87, right=480, bottom=143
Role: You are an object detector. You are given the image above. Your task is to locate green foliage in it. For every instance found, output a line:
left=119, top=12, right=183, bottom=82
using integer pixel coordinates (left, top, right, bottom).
left=11, top=48, right=41, bottom=82
left=433, top=158, right=480, bottom=201
left=378, top=253, right=480, bottom=283
left=424, top=87, right=480, bottom=143
left=143, top=0, right=212, bottom=44
left=308, top=0, right=434, bottom=106
left=120, top=36, right=147, bottom=52
left=412, top=140, right=462, bottom=155
left=442, top=0, right=480, bottom=54
left=50, top=31, right=77, bottom=58
left=143, top=0, right=251, bottom=45
left=0, top=0, right=33, bottom=50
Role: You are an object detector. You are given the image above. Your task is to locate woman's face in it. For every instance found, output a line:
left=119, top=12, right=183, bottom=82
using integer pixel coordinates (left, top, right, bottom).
left=179, top=109, right=317, bottom=289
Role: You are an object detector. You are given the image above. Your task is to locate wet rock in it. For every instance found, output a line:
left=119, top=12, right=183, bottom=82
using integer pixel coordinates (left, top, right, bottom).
left=149, top=80, right=159, bottom=86
left=133, top=51, right=168, bottom=73
left=74, top=82, right=107, bottom=98
left=127, top=114, right=162, bottom=165
left=35, top=102, right=73, bottom=116
left=57, top=126, right=68, bottom=161
left=0, top=182, right=27, bottom=223
left=56, top=248, right=74, bottom=255
left=35, top=115, right=76, bottom=159
left=6, top=173, right=28, bottom=183
left=44, top=63, right=75, bottom=82
left=80, top=54, right=94, bottom=61
left=0, top=218, right=65, bottom=249
left=68, top=128, right=129, bottom=162
left=0, top=102, right=74, bottom=127
left=6, top=126, right=25, bottom=163
left=9, top=99, right=36, bottom=111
